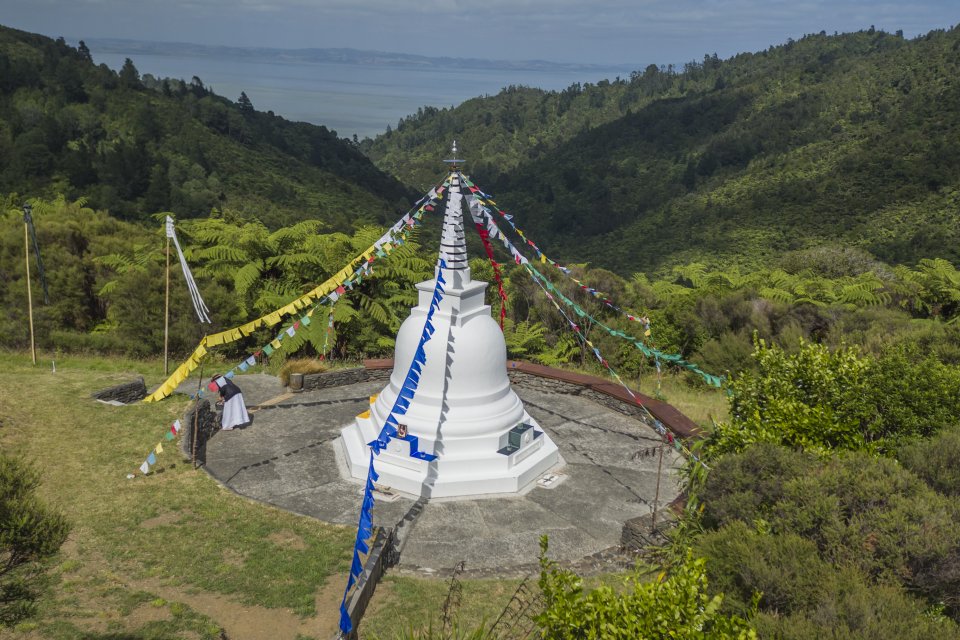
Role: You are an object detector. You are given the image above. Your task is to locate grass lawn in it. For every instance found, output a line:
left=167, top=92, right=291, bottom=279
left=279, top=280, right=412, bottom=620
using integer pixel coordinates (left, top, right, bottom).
left=0, top=351, right=354, bottom=639
left=1, top=351, right=723, bottom=639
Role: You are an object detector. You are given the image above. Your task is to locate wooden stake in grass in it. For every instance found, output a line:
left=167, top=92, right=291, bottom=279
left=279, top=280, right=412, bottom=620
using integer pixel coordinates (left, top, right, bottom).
left=23, top=204, right=36, bottom=366
left=164, top=234, right=170, bottom=376
left=652, top=439, right=664, bottom=534
left=192, top=360, right=205, bottom=469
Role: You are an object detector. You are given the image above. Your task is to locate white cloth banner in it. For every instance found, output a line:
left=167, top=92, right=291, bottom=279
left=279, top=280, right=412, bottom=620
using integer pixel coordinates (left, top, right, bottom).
left=165, top=216, right=212, bottom=324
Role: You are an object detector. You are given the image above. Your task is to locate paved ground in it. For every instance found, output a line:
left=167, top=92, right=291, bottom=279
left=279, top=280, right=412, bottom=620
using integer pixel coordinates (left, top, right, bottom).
left=181, top=373, right=683, bottom=575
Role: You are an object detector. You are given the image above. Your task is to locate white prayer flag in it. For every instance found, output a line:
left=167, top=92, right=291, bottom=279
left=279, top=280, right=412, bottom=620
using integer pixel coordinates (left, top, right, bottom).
left=165, top=215, right=212, bottom=324
left=140, top=461, right=150, bottom=475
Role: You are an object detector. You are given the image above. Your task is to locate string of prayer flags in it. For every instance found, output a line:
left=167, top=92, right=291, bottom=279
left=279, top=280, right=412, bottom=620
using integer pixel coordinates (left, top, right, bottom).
left=133, top=419, right=182, bottom=477
left=520, top=252, right=708, bottom=468
left=467, top=192, right=722, bottom=388
left=339, top=258, right=448, bottom=635
left=146, top=177, right=451, bottom=403
left=22, top=204, right=50, bottom=305
left=460, top=172, right=658, bottom=332
left=165, top=215, right=212, bottom=324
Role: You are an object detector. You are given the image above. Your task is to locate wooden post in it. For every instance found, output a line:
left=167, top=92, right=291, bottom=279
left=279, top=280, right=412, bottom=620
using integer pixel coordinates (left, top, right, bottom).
left=652, top=439, right=664, bottom=534
left=23, top=206, right=36, bottom=365
left=164, top=236, right=171, bottom=375
left=191, top=360, right=205, bottom=469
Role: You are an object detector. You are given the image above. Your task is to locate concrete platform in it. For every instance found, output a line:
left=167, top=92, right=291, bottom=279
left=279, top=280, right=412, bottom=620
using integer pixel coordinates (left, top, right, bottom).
left=193, top=374, right=683, bottom=574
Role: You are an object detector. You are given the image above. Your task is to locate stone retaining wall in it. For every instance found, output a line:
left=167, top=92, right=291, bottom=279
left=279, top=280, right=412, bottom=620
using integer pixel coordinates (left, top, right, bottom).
left=506, top=370, right=653, bottom=425
left=301, top=366, right=391, bottom=391
left=92, top=377, right=147, bottom=404
left=180, top=399, right=219, bottom=466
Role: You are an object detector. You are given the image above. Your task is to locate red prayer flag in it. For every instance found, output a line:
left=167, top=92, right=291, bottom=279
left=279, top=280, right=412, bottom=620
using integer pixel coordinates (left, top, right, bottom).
left=207, top=381, right=218, bottom=392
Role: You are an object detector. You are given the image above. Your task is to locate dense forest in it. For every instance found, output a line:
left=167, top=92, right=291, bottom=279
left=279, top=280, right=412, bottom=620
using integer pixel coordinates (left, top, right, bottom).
left=363, top=27, right=960, bottom=274
left=0, top=25, right=413, bottom=229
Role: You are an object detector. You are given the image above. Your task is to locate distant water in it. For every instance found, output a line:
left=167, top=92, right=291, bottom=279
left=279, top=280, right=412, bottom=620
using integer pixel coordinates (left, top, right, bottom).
left=93, top=51, right=630, bottom=140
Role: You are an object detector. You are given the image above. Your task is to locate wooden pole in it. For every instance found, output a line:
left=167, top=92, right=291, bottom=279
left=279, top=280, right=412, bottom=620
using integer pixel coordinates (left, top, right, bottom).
left=652, top=439, right=664, bottom=534
left=164, top=236, right=171, bottom=375
left=191, top=359, right=206, bottom=469
left=23, top=210, right=36, bottom=365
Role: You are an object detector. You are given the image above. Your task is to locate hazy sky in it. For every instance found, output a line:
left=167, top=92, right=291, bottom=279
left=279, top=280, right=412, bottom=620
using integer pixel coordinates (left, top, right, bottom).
left=2, top=0, right=956, bottom=65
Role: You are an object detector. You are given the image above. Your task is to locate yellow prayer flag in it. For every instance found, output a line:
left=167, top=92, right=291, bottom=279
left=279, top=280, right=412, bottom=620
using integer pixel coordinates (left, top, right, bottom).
left=155, top=442, right=163, bottom=454
left=205, top=331, right=227, bottom=347
left=644, top=329, right=651, bottom=337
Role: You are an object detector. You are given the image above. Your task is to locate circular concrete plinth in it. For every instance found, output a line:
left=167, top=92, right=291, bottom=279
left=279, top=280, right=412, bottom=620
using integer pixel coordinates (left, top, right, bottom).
left=195, top=374, right=683, bottom=575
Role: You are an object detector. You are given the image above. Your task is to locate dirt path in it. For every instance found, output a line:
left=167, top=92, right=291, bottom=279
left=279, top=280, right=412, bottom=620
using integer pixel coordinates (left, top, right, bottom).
left=46, top=537, right=345, bottom=640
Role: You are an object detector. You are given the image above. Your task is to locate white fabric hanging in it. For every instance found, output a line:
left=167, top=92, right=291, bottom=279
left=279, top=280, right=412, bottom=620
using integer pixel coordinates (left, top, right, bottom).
left=165, top=216, right=212, bottom=323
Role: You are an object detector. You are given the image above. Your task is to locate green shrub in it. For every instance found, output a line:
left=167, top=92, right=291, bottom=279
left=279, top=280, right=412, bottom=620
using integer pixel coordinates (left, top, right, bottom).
left=710, top=338, right=960, bottom=455
left=698, top=523, right=960, bottom=639
left=700, top=445, right=960, bottom=618
left=899, top=424, right=960, bottom=497
left=536, top=537, right=756, bottom=639
left=1, top=453, right=71, bottom=627
left=699, top=444, right=816, bottom=530
left=711, top=338, right=872, bottom=454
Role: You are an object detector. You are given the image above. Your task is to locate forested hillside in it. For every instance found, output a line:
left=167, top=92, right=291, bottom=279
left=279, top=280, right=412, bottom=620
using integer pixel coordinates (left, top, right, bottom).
left=363, top=27, right=960, bottom=273
left=0, top=25, right=414, bottom=228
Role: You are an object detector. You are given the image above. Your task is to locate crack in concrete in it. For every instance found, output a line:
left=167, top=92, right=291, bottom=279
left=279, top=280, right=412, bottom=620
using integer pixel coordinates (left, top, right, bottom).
left=223, top=436, right=339, bottom=485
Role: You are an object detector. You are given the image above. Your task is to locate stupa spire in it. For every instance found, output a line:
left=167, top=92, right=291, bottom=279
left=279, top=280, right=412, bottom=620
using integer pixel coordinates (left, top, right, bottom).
left=438, top=175, right=468, bottom=271
left=438, top=143, right=469, bottom=287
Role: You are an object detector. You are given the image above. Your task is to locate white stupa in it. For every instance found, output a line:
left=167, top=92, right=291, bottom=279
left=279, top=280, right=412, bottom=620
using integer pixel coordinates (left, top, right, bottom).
left=339, top=145, right=561, bottom=498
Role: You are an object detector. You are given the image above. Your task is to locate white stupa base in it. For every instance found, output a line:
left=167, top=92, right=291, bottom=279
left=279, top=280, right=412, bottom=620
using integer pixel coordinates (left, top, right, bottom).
left=339, top=411, right=562, bottom=499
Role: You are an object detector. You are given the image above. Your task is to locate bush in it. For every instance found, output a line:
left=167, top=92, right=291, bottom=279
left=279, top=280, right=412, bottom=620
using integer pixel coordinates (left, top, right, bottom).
left=697, top=522, right=960, bottom=639
left=536, top=537, right=756, bottom=639
left=899, top=424, right=960, bottom=497
left=277, top=358, right=327, bottom=387
left=710, top=338, right=960, bottom=455
left=1, top=453, right=70, bottom=627
left=711, top=337, right=872, bottom=454
left=700, top=445, right=960, bottom=618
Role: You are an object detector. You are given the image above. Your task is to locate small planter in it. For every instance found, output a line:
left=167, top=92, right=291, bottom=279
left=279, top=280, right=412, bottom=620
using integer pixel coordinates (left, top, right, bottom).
left=289, top=372, right=304, bottom=392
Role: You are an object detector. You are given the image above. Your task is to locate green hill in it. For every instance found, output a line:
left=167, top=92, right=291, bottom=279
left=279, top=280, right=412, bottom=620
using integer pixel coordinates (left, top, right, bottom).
left=363, top=27, right=960, bottom=274
left=0, top=25, right=414, bottom=229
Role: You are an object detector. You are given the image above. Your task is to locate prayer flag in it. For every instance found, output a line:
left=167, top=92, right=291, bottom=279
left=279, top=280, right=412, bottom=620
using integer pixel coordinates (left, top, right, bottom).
left=155, top=443, right=163, bottom=454
left=165, top=216, right=211, bottom=323
left=300, top=315, right=311, bottom=326
left=286, top=326, right=295, bottom=337
left=140, top=461, right=150, bottom=475
left=263, top=344, right=274, bottom=356
left=147, top=452, right=156, bottom=465
left=238, top=361, right=249, bottom=372
left=165, top=432, right=174, bottom=441
left=173, top=419, right=182, bottom=433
